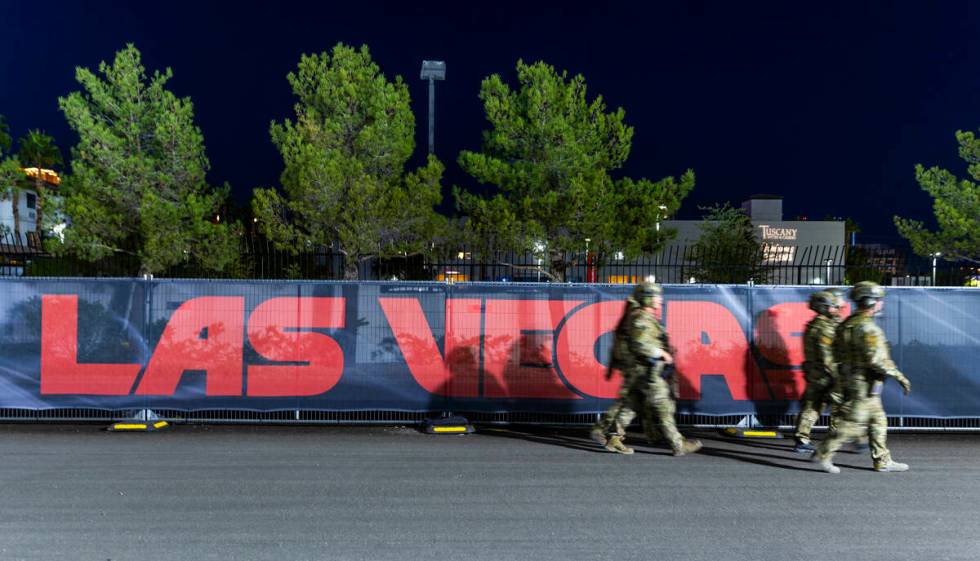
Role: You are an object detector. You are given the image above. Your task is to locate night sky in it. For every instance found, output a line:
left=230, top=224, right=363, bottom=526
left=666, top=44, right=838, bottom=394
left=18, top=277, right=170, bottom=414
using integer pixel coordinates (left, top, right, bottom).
left=3, top=1, right=979, bottom=243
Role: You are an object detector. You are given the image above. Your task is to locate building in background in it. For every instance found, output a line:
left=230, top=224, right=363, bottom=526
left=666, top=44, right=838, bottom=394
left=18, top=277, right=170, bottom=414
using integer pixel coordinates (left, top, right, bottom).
left=1, top=168, right=61, bottom=276
left=1, top=167, right=60, bottom=249
left=645, top=195, right=846, bottom=285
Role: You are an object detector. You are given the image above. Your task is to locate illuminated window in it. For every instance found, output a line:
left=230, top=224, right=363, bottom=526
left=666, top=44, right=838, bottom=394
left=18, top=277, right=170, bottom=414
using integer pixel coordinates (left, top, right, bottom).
left=436, top=271, right=470, bottom=282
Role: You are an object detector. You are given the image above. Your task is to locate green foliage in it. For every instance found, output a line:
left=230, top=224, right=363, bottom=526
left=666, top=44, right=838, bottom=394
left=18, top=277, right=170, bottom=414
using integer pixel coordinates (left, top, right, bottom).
left=0, top=157, right=22, bottom=191
left=17, top=130, right=62, bottom=170
left=690, top=203, right=766, bottom=284
left=0, top=156, right=24, bottom=241
left=54, top=44, right=238, bottom=275
left=0, top=115, right=11, bottom=156
left=895, top=129, right=980, bottom=262
left=0, top=117, right=22, bottom=242
left=0, top=155, right=23, bottom=207
left=253, top=43, right=446, bottom=280
left=457, top=60, right=694, bottom=280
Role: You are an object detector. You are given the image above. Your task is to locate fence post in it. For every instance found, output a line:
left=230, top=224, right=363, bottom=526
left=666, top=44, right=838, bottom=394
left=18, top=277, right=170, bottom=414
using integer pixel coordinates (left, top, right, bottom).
left=108, top=273, right=168, bottom=431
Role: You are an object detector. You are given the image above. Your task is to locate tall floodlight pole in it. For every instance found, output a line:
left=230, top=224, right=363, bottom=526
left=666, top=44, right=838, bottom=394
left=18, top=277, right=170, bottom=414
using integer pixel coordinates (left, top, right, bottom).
left=420, top=60, right=446, bottom=154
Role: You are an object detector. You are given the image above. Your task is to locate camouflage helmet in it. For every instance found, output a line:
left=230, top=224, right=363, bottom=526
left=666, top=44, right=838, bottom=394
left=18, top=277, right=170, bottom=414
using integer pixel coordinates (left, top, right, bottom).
left=808, top=290, right=841, bottom=316
left=632, top=281, right=663, bottom=306
left=849, top=281, right=885, bottom=308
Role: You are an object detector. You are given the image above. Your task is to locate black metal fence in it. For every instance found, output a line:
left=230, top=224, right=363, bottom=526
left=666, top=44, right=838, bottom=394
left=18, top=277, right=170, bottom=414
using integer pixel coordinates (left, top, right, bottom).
left=1, top=231, right=976, bottom=286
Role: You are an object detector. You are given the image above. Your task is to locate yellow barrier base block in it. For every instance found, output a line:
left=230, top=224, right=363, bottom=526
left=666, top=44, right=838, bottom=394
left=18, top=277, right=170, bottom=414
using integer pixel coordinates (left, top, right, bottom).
left=108, top=409, right=170, bottom=432
left=422, top=415, right=474, bottom=435
left=723, top=427, right=783, bottom=439
left=721, top=415, right=784, bottom=439
left=109, top=420, right=169, bottom=432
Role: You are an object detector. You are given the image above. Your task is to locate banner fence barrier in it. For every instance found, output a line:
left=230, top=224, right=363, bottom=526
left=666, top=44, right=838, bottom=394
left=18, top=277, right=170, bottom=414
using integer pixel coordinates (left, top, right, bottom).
left=1, top=278, right=978, bottom=431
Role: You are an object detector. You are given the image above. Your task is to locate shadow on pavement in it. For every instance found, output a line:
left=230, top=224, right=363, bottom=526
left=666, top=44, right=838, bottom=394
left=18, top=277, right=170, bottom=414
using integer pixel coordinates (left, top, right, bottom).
left=476, top=426, right=608, bottom=454
left=475, top=426, right=878, bottom=471
left=698, top=445, right=820, bottom=472
left=700, top=434, right=797, bottom=452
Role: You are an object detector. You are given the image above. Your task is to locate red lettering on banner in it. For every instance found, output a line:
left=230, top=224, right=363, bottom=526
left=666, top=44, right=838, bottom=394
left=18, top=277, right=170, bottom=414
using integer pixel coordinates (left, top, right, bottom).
left=753, top=302, right=811, bottom=400
left=40, top=295, right=141, bottom=395
left=378, top=297, right=481, bottom=397
left=753, top=301, right=850, bottom=400
left=37, top=291, right=825, bottom=402
left=483, top=299, right=582, bottom=399
left=754, top=302, right=811, bottom=366
left=666, top=301, right=753, bottom=400
left=136, top=297, right=245, bottom=396
left=246, top=297, right=346, bottom=397
left=555, top=300, right=625, bottom=398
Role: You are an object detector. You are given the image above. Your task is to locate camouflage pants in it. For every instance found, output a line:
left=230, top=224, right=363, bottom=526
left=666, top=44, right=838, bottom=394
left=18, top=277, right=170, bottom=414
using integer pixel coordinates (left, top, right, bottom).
left=594, top=382, right=635, bottom=437
left=816, top=396, right=891, bottom=465
left=794, top=381, right=844, bottom=444
left=594, top=367, right=682, bottom=451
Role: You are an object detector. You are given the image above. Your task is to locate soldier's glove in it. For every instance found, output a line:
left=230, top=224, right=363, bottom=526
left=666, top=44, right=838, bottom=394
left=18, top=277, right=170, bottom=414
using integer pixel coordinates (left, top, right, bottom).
left=829, top=392, right=844, bottom=405
left=898, top=377, right=912, bottom=396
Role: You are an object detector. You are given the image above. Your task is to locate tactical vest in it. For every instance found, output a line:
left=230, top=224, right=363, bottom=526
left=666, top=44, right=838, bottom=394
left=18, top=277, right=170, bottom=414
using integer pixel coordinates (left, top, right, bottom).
left=802, top=315, right=837, bottom=386
left=610, top=303, right=638, bottom=370
left=833, top=314, right=879, bottom=399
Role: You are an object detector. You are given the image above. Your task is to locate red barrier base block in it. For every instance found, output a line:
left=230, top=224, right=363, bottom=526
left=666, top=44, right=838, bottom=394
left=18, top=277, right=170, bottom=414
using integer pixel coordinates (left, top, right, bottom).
left=422, top=415, right=474, bottom=435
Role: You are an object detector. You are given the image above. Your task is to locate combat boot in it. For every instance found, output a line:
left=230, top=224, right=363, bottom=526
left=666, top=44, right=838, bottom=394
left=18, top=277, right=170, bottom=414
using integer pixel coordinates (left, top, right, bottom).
left=793, top=439, right=816, bottom=453
left=605, top=436, right=634, bottom=455
left=590, top=427, right=608, bottom=447
left=874, top=460, right=909, bottom=472
left=672, top=439, right=702, bottom=457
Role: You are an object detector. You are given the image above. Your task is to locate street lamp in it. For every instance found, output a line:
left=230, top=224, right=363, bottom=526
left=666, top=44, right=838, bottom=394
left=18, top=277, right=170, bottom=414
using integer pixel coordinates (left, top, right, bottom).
left=656, top=205, right=668, bottom=282
left=932, top=252, right=942, bottom=286
left=584, top=237, right=591, bottom=283
left=420, top=60, right=446, bottom=154
left=533, top=240, right=545, bottom=282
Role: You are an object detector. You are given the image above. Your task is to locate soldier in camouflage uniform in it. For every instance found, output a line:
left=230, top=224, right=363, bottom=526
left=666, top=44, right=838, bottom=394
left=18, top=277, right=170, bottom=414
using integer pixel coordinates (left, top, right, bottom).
left=814, top=281, right=912, bottom=474
left=590, top=284, right=653, bottom=451
left=590, top=281, right=702, bottom=456
left=792, top=291, right=845, bottom=453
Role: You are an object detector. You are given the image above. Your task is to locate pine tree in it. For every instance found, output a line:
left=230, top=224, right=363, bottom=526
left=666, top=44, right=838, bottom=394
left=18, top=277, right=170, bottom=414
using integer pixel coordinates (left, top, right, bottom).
left=690, top=203, right=766, bottom=284
left=457, top=60, right=694, bottom=281
left=895, top=129, right=980, bottom=262
left=55, top=44, right=238, bottom=275
left=253, top=44, right=446, bottom=280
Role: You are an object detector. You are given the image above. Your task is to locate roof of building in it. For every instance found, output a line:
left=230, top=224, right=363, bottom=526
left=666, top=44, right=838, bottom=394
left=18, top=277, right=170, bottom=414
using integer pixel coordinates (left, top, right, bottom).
left=21, top=167, right=61, bottom=186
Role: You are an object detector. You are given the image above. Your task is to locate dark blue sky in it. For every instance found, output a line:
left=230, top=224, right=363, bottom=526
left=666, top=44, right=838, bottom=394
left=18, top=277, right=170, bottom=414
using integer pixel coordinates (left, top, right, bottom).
left=3, top=1, right=979, bottom=242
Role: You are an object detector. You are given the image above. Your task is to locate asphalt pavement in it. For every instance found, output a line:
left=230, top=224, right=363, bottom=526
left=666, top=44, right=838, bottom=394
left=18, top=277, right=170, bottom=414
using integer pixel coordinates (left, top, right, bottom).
left=1, top=424, right=977, bottom=561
